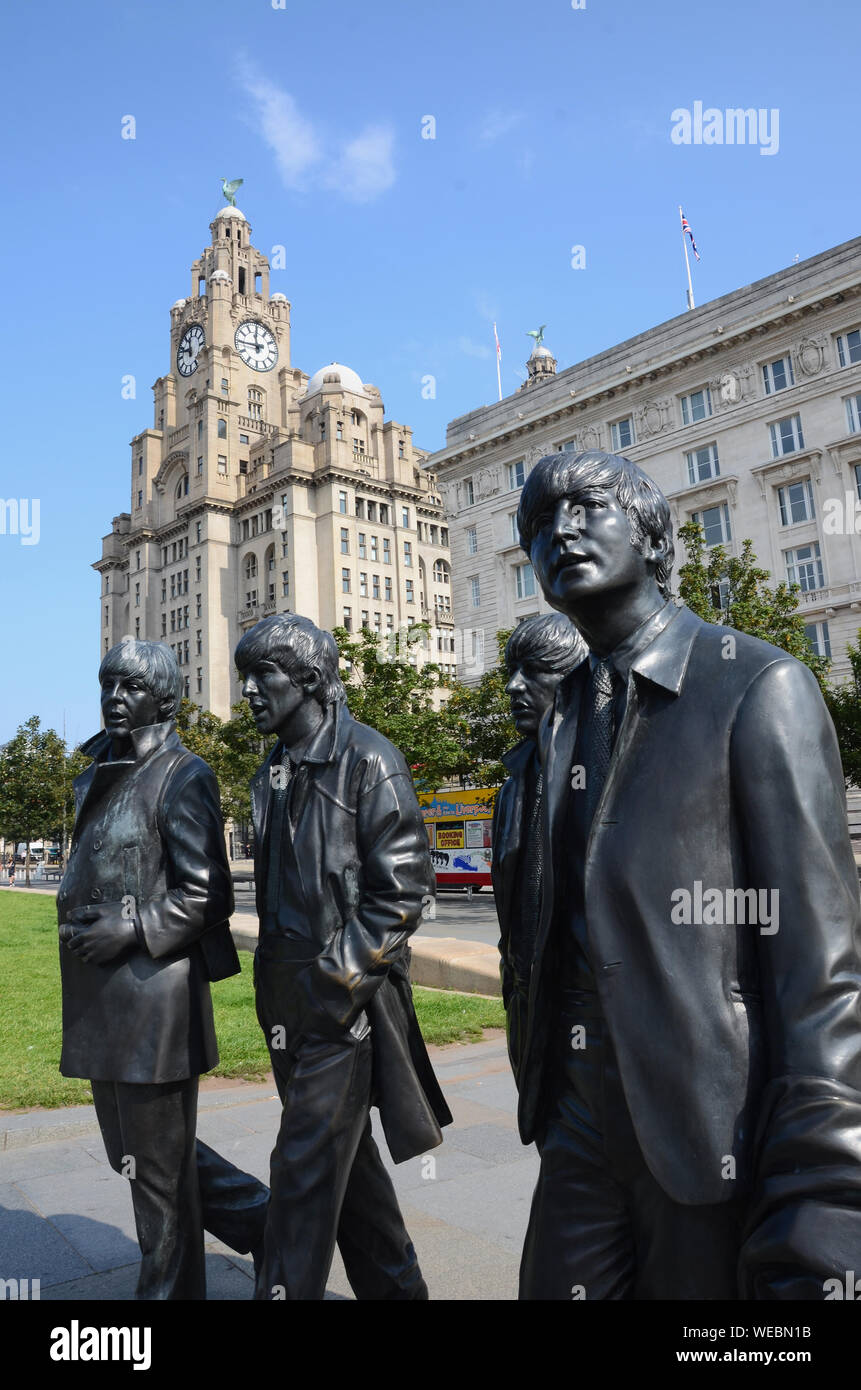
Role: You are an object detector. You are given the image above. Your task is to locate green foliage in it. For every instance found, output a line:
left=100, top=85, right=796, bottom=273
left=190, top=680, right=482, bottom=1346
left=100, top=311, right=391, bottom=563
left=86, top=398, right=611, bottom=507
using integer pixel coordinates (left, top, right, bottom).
left=0, top=716, right=82, bottom=883
left=825, top=630, right=861, bottom=788
left=440, top=630, right=518, bottom=787
left=331, top=623, right=461, bottom=792
left=176, top=698, right=272, bottom=826
left=676, top=521, right=830, bottom=691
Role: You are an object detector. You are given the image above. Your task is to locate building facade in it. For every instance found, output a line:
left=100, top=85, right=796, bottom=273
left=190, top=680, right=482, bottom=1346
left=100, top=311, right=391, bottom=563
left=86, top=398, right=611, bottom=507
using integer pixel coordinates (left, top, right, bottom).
left=95, top=206, right=453, bottom=717
left=429, top=236, right=861, bottom=683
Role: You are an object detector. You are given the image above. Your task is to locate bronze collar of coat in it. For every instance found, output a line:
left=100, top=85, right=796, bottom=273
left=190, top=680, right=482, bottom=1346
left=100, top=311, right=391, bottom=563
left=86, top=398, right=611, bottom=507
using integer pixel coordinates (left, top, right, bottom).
left=79, top=720, right=179, bottom=767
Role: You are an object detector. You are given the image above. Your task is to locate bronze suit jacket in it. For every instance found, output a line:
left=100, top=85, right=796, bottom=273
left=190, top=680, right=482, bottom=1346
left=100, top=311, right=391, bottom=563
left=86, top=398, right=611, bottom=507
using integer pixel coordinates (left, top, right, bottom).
left=58, top=721, right=239, bottom=1083
left=519, top=604, right=861, bottom=1289
left=250, top=700, right=452, bottom=1163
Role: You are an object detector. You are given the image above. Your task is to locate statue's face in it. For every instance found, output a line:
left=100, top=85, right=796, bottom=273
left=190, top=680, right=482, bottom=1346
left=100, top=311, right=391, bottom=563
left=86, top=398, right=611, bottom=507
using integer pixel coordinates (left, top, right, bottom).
left=528, top=489, right=649, bottom=613
left=241, top=658, right=309, bottom=735
left=100, top=671, right=164, bottom=737
left=505, top=661, right=567, bottom=738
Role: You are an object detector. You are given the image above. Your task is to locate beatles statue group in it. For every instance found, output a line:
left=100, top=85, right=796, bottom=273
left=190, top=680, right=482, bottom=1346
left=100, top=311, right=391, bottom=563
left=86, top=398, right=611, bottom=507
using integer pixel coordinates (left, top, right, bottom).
left=57, top=450, right=861, bottom=1300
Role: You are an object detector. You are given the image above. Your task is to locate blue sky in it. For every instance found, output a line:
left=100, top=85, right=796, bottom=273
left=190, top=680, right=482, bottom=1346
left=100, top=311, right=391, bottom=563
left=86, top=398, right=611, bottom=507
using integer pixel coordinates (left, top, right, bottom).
left=1, top=0, right=858, bottom=745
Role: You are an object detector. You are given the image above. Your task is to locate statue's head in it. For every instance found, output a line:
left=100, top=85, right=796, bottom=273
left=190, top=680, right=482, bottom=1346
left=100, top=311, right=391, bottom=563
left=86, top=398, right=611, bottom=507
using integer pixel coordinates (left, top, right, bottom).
left=235, top=613, right=346, bottom=736
left=504, top=614, right=587, bottom=738
left=99, top=639, right=182, bottom=738
left=517, top=449, right=674, bottom=616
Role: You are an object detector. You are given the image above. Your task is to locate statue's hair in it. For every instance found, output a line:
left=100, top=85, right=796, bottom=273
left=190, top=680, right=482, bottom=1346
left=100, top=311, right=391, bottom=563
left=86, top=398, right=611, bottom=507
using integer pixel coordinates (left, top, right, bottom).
left=99, top=639, right=182, bottom=717
left=517, top=449, right=675, bottom=600
left=505, top=613, right=587, bottom=677
left=234, top=613, right=347, bottom=706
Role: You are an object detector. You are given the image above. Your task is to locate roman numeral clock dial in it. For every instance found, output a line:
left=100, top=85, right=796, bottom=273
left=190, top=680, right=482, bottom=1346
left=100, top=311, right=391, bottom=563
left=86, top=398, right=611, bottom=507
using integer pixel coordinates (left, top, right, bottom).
left=177, top=324, right=205, bottom=377
left=235, top=320, right=277, bottom=372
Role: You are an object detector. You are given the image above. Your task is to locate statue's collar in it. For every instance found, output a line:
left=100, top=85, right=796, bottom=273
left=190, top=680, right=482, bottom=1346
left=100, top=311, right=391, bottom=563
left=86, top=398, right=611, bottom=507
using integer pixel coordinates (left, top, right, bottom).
left=81, top=719, right=178, bottom=765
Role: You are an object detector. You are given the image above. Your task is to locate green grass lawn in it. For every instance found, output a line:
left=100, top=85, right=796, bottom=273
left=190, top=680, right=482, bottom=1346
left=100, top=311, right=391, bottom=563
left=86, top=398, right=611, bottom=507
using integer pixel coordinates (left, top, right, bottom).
left=0, top=892, right=504, bottom=1110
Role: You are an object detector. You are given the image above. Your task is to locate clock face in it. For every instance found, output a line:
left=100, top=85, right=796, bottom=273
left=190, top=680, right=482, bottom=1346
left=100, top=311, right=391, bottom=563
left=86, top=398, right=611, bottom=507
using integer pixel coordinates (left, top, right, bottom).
left=235, top=320, right=278, bottom=372
left=177, top=324, right=205, bottom=377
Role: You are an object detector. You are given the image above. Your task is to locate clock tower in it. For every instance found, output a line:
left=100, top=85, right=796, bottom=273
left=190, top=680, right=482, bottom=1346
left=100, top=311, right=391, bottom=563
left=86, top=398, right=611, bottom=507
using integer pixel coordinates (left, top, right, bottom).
left=94, top=201, right=453, bottom=724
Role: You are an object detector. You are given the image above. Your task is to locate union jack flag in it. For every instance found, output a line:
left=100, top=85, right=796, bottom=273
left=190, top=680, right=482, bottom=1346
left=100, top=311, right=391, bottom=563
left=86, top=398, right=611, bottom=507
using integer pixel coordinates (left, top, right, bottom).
left=681, top=210, right=700, bottom=261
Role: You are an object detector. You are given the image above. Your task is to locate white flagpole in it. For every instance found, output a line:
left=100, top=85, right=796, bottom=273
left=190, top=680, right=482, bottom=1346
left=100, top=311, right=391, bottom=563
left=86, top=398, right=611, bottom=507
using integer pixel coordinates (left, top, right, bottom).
left=679, top=205, right=695, bottom=310
left=493, top=323, right=502, bottom=402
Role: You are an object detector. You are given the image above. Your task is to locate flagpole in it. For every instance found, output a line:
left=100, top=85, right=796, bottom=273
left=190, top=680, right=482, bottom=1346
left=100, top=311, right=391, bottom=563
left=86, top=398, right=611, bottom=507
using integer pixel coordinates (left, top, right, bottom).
left=493, top=323, right=502, bottom=401
left=679, top=205, right=695, bottom=310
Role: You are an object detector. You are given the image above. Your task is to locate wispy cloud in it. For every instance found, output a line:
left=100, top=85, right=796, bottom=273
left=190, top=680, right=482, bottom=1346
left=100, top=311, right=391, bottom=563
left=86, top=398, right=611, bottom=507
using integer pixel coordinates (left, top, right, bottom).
left=477, top=108, right=525, bottom=144
left=237, top=60, right=395, bottom=202
left=458, top=335, right=493, bottom=360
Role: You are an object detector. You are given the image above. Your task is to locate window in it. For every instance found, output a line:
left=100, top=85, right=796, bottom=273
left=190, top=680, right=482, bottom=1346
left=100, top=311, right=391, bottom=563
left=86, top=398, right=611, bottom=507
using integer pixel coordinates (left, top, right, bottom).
left=196, top=594, right=202, bottom=617
left=374, top=612, right=382, bottom=633
left=196, top=522, right=202, bottom=542
left=469, top=575, right=480, bottom=607
left=104, top=604, right=109, bottom=626
left=382, top=538, right=391, bottom=564
left=197, top=421, right=203, bottom=440
left=244, top=555, right=257, bottom=580
left=170, top=610, right=176, bottom=632
left=137, top=490, right=143, bottom=509
left=196, top=631, right=202, bottom=655
left=340, top=527, right=350, bottom=554
left=370, top=536, right=378, bottom=562
left=361, top=611, right=369, bottom=629
left=441, top=527, right=448, bottom=546
left=247, top=387, right=263, bottom=420
left=384, top=576, right=392, bottom=601
left=183, top=605, right=189, bottom=629
left=680, top=387, right=713, bottom=426
left=515, top=562, right=536, bottom=599
left=466, top=526, right=478, bottom=555
left=433, top=560, right=449, bottom=584
left=281, top=535, right=289, bottom=558
left=134, top=582, right=140, bottom=607
left=405, top=579, right=414, bottom=603
left=320, top=417, right=326, bottom=440
left=239, top=459, right=248, bottom=475
left=837, top=328, right=861, bottom=368
left=402, top=507, right=410, bottom=527
left=611, top=417, right=635, bottom=451
left=769, top=414, right=804, bottom=458
left=367, top=502, right=377, bottom=523
left=282, top=571, right=290, bottom=597
left=337, top=421, right=343, bottom=441
left=846, top=393, right=861, bottom=434
left=358, top=533, right=367, bottom=559
left=135, top=618, right=140, bottom=638
left=855, top=463, right=861, bottom=501
left=221, top=377, right=228, bottom=394
left=372, top=574, right=381, bottom=599
left=217, top=456, right=227, bottom=474
left=160, top=578, right=167, bottom=602
left=762, top=355, right=795, bottom=395
left=342, top=568, right=351, bottom=593
left=465, top=478, right=475, bottom=506
left=429, top=524, right=438, bottom=544
left=686, top=443, right=720, bottom=485
left=217, top=418, right=227, bottom=438
left=355, top=498, right=364, bottom=519
left=509, top=512, right=519, bottom=544
left=339, top=490, right=348, bottom=514
left=359, top=573, right=368, bottom=598
left=195, top=556, right=201, bottom=581
left=785, top=542, right=824, bottom=593
left=398, top=440, right=405, bottom=460
left=161, top=614, right=166, bottom=637
left=239, top=433, right=249, bottom=445
left=508, top=460, right=526, bottom=490
left=777, top=478, right=815, bottom=526
left=197, top=668, right=203, bottom=694
left=343, top=607, right=352, bottom=632
left=137, top=454, right=143, bottom=475
left=379, top=505, right=389, bottom=524
left=386, top=614, right=394, bottom=632
left=404, top=542, right=413, bottom=567
left=197, top=456, right=204, bottom=475
left=691, top=503, right=732, bottom=547
left=246, top=590, right=258, bottom=608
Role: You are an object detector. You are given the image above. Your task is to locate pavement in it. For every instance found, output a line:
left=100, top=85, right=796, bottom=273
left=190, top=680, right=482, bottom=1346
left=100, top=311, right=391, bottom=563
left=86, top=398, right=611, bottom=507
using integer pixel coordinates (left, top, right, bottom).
left=0, top=1035, right=537, bottom=1301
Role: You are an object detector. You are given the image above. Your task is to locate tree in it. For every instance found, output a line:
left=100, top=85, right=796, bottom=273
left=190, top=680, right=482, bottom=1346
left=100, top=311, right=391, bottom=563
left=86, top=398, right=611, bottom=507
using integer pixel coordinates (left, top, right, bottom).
left=440, top=630, right=517, bottom=788
left=0, top=717, right=70, bottom=885
left=332, top=623, right=461, bottom=792
left=676, top=521, right=829, bottom=690
left=825, top=630, right=861, bottom=788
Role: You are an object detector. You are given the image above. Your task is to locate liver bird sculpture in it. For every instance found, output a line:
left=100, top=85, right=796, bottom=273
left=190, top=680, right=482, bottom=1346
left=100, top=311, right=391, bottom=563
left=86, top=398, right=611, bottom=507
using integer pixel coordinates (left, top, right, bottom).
left=221, top=178, right=243, bottom=207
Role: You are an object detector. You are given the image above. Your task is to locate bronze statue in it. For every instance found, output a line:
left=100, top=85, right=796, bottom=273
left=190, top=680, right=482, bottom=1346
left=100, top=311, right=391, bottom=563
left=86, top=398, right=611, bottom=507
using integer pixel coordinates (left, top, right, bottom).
left=236, top=613, right=451, bottom=1300
left=514, top=449, right=861, bottom=1300
left=492, top=614, right=586, bottom=1088
left=58, top=639, right=268, bottom=1299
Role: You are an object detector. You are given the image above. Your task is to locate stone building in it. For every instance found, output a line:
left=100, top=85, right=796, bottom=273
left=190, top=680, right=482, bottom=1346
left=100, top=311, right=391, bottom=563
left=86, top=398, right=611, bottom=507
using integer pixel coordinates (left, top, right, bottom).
left=95, top=206, right=454, bottom=718
left=429, top=236, right=861, bottom=683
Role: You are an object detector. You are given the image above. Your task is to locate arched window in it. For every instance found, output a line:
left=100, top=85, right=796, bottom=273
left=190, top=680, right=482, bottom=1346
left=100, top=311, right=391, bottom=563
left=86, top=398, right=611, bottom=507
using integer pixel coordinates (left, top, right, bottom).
left=244, top=553, right=257, bottom=580
left=433, top=560, right=450, bottom=584
left=175, top=474, right=189, bottom=499
left=217, top=419, right=227, bottom=438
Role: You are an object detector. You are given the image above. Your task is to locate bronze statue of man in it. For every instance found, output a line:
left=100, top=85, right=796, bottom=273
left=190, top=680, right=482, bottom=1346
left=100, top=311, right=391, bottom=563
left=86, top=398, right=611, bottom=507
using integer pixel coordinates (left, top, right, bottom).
left=58, top=639, right=268, bottom=1299
left=492, top=614, right=585, bottom=1088
left=236, top=613, right=451, bottom=1300
left=515, top=448, right=861, bottom=1300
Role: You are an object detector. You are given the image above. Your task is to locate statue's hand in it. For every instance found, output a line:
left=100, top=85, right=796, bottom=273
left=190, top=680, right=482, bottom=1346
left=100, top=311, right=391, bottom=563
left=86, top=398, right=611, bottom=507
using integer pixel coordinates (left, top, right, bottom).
left=60, top=903, right=138, bottom=966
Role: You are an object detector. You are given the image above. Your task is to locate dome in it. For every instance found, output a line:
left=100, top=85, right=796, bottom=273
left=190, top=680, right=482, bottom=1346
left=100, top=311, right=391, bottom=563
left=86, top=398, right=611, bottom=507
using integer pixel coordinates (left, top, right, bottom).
left=304, top=362, right=368, bottom=397
left=529, top=344, right=554, bottom=359
left=210, top=269, right=231, bottom=281
left=270, top=292, right=288, bottom=302
left=214, top=206, right=247, bottom=220
left=172, top=298, right=187, bottom=309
